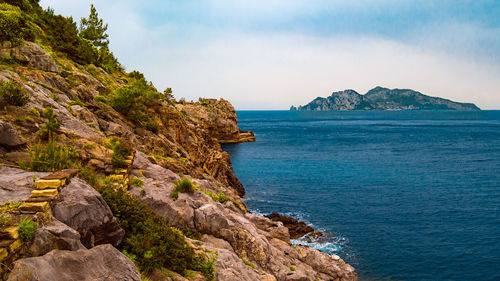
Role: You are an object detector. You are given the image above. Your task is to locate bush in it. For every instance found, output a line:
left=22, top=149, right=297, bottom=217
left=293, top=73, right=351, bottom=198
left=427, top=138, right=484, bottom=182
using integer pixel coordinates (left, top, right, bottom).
left=0, top=80, right=29, bottom=106
left=174, top=178, right=196, bottom=193
left=1, top=201, right=23, bottom=214
left=18, top=217, right=37, bottom=242
left=38, top=107, right=61, bottom=140
left=110, top=80, right=164, bottom=124
left=107, top=138, right=132, bottom=169
left=93, top=94, right=108, bottom=104
left=98, top=187, right=215, bottom=277
left=29, top=140, right=79, bottom=172
left=0, top=215, right=12, bottom=227
left=0, top=3, right=36, bottom=45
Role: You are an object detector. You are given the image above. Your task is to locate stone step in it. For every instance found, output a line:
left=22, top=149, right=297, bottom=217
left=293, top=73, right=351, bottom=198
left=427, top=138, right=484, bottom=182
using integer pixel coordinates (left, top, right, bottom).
left=35, top=179, right=65, bottom=189
left=40, top=169, right=79, bottom=180
left=31, top=188, right=58, bottom=197
left=19, top=201, right=50, bottom=213
left=26, top=196, right=57, bottom=203
left=0, top=227, right=18, bottom=240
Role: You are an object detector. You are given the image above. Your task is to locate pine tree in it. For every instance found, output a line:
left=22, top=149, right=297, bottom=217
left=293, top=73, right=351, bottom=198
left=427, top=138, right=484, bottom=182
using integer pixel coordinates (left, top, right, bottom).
left=79, top=4, right=109, bottom=48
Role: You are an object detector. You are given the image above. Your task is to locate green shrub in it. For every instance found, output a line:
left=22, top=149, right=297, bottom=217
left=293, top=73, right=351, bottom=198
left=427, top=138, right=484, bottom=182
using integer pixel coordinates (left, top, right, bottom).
left=1, top=201, right=23, bottom=214
left=38, top=107, right=61, bottom=140
left=289, top=266, right=296, bottom=271
left=0, top=80, right=29, bottom=106
left=145, top=120, right=159, bottom=133
left=202, top=190, right=229, bottom=204
left=68, top=99, right=84, bottom=106
left=132, top=177, right=144, bottom=187
left=108, top=138, right=132, bottom=169
left=29, top=107, right=40, bottom=117
left=181, top=228, right=202, bottom=240
left=173, top=178, right=196, bottom=193
left=98, top=187, right=215, bottom=277
left=110, top=80, right=164, bottom=125
left=80, top=167, right=98, bottom=187
left=140, top=188, right=146, bottom=196
left=29, top=140, right=79, bottom=172
left=93, top=94, right=108, bottom=104
left=18, top=217, right=37, bottom=242
left=170, top=190, right=179, bottom=201
left=0, top=215, right=12, bottom=227
left=0, top=3, right=36, bottom=45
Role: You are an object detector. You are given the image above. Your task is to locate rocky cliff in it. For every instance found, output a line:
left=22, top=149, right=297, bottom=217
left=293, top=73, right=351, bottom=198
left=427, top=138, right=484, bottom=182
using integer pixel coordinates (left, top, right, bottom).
left=291, top=87, right=480, bottom=111
left=0, top=2, right=355, bottom=280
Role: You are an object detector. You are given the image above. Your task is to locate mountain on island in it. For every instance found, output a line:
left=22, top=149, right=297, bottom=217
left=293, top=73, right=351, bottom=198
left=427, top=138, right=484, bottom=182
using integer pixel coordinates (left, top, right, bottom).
left=290, top=87, right=480, bottom=111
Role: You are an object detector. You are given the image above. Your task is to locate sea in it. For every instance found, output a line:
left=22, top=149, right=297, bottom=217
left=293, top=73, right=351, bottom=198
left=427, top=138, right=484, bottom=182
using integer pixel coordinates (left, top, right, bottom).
left=221, top=110, right=500, bottom=281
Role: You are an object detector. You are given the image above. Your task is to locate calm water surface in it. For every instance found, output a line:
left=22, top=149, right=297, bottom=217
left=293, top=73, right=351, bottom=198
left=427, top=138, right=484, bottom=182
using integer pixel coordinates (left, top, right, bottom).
left=222, top=110, right=500, bottom=281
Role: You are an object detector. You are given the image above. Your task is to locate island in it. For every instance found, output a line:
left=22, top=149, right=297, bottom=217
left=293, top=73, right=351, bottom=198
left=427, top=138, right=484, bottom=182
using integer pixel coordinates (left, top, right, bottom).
left=290, top=87, right=480, bottom=111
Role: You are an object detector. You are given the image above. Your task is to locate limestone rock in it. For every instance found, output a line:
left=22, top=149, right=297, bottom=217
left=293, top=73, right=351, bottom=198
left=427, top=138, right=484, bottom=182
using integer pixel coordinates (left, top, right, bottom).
left=266, top=213, right=315, bottom=239
left=3, top=41, right=59, bottom=73
left=0, top=166, right=48, bottom=204
left=53, top=177, right=125, bottom=248
left=29, top=216, right=86, bottom=257
left=0, top=121, right=26, bottom=148
left=7, top=244, right=140, bottom=281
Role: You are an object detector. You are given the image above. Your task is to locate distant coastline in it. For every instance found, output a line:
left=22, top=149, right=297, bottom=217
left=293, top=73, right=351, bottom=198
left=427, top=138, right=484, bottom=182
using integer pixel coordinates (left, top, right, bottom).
left=291, top=87, right=480, bottom=111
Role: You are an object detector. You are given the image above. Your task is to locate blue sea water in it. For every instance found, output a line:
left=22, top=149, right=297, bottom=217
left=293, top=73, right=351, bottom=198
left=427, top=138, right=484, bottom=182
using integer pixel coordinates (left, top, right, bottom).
left=221, top=110, right=500, bottom=281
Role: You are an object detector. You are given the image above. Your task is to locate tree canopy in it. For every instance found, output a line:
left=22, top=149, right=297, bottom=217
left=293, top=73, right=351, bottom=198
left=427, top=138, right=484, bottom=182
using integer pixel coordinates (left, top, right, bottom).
left=79, top=4, right=109, bottom=48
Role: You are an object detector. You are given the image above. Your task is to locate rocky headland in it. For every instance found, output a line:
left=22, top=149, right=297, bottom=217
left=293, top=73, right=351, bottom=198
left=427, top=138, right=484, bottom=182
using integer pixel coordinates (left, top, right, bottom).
left=290, top=87, right=480, bottom=111
left=0, top=2, right=355, bottom=281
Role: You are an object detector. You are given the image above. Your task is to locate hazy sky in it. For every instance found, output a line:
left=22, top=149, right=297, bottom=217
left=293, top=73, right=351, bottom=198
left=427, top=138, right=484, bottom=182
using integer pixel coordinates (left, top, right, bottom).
left=40, top=0, right=500, bottom=109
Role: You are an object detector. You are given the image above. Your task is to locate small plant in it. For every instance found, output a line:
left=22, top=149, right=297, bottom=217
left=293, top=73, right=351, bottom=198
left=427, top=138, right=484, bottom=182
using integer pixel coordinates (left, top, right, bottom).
left=68, top=100, right=84, bottom=106
left=80, top=167, right=98, bottom=187
left=29, top=140, right=79, bottom=172
left=93, top=94, right=108, bottom=104
left=0, top=80, right=29, bottom=106
left=289, top=266, right=296, bottom=271
left=181, top=228, right=202, bottom=240
left=145, top=120, right=159, bottom=133
left=0, top=215, right=12, bottom=227
left=174, top=178, right=196, bottom=193
left=106, top=137, right=132, bottom=169
left=170, top=190, right=179, bottom=201
left=49, top=93, right=59, bottom=101
left=132, top=177, right=144, bottom=187
left=18, top=217, right=37, bottom=242
left=243, top=259, right=256, bottom=269
left=0, top=201, right=22, bottom=214
left=140, top=188, right=146, bottom=196
left=122, top=249, right=137, bottom=265
left=38, top=107, right=61, bottom=140
left=29, top=107, right=40, bottom=117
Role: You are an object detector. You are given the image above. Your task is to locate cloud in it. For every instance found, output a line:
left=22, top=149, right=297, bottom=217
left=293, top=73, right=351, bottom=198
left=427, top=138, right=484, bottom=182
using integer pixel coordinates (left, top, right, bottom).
left=39, top=0, right=500, bottom=109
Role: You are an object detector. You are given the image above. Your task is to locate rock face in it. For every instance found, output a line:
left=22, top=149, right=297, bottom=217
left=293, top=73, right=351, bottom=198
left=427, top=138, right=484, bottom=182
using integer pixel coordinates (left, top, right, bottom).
left=29, top=216, right=86, bottom=257
left=292, top=87, right=480, bottom=111
left=266, top=213, right=315, bottom=239
left=129, top=152, right=357, bottom=281
left=7, top=244, right=140, bottom=281
left=0, top=41, right=59, bottom=73
left=0, top=166, right=48, bottom=204
left=0, top=121, right=26, bottom=148
left=52, top=178, right=125, bottom=248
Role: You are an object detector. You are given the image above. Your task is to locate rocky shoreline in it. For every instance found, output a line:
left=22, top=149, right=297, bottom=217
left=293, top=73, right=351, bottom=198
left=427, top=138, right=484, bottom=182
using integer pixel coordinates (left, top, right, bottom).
left=0, top=3, right=357, bottom=279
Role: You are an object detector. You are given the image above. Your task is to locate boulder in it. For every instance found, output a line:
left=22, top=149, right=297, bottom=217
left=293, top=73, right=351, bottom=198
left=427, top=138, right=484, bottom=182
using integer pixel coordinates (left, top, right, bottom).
left=7, top=42, right=59, bottom=73
left=266, top=213, right=315, bottom=239
left=0, top=166, right=47, bottom=204
left=29, top=216, right=86, bottom=257
left=53, top=178, right=124, bottom=248
left=7, top=244, right=140, bottom=281
left=0, top=121, right=26, bottom=148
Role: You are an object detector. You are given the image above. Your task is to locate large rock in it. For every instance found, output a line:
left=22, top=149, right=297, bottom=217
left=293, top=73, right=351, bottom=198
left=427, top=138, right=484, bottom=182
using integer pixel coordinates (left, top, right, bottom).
left=7, top=244, right=140, bottom=281
left=0, top=121, right=26, bottom=148
left=1, top=41, right=59, bottom=73
left=53, top=177, right=124, bottom=248
left=266, top=213, right=315, bottom=239
left=0, top=166, right=47, bottom=204
left=29, top=216, right=86, bottom=257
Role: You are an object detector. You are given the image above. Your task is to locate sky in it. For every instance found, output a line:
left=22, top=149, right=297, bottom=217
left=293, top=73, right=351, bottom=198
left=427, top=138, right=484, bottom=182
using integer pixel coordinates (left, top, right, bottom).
left=39, top=0, right=500, bottom=110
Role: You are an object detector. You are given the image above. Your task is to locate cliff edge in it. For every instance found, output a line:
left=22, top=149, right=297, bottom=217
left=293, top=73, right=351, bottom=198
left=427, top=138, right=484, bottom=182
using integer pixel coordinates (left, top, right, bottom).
left=0, top=2, right=355, bottom=281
